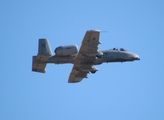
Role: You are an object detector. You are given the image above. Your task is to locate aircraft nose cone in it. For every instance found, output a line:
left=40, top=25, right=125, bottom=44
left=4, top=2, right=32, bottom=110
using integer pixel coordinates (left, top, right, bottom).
left=134, top=54, right=140, bottom=60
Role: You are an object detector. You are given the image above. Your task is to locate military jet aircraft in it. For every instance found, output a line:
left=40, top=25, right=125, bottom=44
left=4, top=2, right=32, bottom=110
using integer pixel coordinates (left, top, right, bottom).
left=32, top=30, right=140, bottom=83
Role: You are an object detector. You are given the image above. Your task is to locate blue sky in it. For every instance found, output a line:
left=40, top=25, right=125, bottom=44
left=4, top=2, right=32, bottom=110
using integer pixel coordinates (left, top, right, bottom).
left=1, top=0, right=164, bottom=120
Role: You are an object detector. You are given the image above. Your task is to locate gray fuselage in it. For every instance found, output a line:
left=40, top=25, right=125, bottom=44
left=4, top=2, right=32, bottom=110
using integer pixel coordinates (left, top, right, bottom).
left=48, top=49, right=140, bottom=65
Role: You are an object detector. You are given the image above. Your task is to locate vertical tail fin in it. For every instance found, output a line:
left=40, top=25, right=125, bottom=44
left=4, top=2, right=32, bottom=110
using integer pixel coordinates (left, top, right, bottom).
left=32, top=39, right=52, bottom=73
left=38, top=38, right=52, bottom=56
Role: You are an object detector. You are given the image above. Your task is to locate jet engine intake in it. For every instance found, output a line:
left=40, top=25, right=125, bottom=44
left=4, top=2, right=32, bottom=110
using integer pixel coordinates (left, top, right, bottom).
left=55, top=45, right=78, bottom=56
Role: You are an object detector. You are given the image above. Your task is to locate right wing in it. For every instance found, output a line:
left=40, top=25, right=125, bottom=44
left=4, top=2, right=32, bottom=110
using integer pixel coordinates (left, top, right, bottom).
left=68, top=30, right=101, bottom=83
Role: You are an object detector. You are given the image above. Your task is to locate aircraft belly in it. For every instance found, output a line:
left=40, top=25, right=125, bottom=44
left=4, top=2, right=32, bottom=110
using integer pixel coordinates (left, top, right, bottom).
left=48, top=56, right=75, bottom=64
left=95, top=56, right=133, bottom=63
left=106, top=58, right=134, bottom=62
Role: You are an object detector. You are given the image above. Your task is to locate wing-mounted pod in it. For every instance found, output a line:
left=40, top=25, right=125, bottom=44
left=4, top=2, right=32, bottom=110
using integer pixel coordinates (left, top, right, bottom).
left=90, top=66, right=98, bottom=74
left=96, top=51, right=104, bottom=58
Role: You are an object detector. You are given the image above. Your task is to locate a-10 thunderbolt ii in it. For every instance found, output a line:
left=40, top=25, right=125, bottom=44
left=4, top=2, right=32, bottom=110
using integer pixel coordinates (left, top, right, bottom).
left=32, top=30, right=140, bottom=83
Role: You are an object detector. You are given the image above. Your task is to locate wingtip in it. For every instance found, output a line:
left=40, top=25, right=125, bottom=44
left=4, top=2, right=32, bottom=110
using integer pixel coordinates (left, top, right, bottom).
left=88, top=29, right=100, bottom=32
left=68, top=81, right=79, bottom=83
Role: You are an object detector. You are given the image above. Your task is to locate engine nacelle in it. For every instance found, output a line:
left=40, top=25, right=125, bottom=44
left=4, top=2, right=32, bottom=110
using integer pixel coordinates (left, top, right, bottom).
left=55, top=45, right=78, bottom=56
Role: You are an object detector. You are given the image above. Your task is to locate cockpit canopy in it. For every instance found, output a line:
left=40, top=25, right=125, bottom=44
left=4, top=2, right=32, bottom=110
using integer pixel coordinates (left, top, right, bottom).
left=111, top=48, right=127, bottom=51
left=119, top=48, right=126, bottom=51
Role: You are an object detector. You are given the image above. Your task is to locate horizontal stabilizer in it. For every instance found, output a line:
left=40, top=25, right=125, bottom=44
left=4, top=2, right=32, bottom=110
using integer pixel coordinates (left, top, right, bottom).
left=32, top=55, right=49, bottom=73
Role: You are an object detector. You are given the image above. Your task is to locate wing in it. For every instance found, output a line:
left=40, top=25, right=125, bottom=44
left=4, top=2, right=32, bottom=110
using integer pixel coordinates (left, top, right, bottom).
left=68, top=30, right=101, bottom=83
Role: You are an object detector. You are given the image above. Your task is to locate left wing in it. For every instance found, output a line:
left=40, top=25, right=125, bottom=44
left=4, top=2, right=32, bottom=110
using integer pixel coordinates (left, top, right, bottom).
left=68, top=30, right=101, bottom=83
